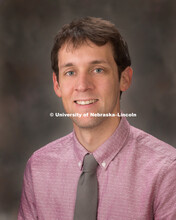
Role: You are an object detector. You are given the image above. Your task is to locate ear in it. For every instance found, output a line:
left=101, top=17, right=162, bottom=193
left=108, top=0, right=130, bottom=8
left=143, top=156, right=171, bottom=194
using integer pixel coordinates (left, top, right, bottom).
left=119, top=67, right=133, bottom=92
left=53, top=72, right=62, bottom=97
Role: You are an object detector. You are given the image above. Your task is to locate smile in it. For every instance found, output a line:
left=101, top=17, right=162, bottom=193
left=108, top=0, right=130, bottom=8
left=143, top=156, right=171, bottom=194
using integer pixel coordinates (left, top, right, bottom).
left=74, top=99, right=98, bottom=105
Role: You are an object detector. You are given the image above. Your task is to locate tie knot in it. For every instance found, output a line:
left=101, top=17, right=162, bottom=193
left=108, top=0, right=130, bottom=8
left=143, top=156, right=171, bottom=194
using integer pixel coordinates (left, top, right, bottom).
left=83, top=154, right=98, bottom=173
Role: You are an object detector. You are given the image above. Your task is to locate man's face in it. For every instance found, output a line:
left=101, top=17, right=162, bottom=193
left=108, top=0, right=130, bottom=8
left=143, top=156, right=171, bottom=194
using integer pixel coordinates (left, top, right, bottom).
left=54, top=41, right=123, bottom=129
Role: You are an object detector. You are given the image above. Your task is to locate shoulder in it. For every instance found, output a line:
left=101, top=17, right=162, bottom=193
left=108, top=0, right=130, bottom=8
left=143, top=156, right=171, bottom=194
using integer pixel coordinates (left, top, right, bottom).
left=129, top=125, right=176, bottom=163
left=27, top=132, right=74, bottom=166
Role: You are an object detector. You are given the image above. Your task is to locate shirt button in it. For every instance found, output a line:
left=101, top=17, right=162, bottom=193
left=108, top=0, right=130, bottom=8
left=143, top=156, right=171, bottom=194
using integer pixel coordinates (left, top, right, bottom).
left=78, top=161, right=82, bottom=167
left=101, top=161, right=106, bottom=168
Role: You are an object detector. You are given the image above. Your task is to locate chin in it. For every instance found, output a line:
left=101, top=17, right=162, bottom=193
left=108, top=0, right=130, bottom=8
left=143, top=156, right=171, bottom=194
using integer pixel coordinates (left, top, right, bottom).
left=72, top=117, right=109, bottom=130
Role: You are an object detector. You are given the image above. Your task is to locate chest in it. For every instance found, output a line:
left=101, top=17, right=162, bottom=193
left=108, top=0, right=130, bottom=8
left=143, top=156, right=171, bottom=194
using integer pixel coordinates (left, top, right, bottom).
left=32, top=159, right=155, bottom=220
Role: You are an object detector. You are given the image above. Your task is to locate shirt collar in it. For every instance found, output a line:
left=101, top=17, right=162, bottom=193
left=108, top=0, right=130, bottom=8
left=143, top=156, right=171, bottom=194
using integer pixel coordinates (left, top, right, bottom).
left=73, top=117, right=130, bottom=170
left=73, top=131, right=88, bottom=170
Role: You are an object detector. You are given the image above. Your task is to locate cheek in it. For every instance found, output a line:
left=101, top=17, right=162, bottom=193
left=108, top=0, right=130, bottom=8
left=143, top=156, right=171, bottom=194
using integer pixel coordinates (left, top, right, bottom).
left=59, top=81, right=72, bottom=97
left=60, top=89, right=70, bottom=100
left=100, top=78, right=119, bottom=94
left=102, top=80, right=120, bottom=106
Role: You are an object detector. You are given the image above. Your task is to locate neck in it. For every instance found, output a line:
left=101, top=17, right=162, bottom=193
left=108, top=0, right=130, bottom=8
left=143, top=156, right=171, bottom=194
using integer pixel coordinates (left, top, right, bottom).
left=73, top=117, right=121, bottom=152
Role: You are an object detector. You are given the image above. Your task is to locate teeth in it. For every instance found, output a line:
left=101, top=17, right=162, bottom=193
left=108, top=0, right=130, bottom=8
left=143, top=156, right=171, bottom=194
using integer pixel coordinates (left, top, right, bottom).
left=76, top=99, right=97, bottom=105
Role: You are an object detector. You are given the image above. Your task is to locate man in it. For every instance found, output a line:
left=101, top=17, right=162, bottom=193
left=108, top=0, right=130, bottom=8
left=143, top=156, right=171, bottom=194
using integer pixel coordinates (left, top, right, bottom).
left=18, top=17, right=176, bottom=220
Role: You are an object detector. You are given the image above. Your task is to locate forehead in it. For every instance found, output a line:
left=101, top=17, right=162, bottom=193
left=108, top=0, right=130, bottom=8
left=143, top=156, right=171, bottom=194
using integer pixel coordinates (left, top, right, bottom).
left=58, top=40, right=115, bottom=65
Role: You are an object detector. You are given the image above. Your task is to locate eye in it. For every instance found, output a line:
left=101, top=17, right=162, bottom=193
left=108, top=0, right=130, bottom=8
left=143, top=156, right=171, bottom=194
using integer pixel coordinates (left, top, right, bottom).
left=66, top=71, right=74, bottom=76
left=94, top=68, right=103, bottom=73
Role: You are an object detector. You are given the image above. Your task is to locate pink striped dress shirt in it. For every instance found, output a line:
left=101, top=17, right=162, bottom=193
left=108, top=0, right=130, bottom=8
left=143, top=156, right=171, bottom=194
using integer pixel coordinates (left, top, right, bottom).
left=18, top=117, right=176, bottom=220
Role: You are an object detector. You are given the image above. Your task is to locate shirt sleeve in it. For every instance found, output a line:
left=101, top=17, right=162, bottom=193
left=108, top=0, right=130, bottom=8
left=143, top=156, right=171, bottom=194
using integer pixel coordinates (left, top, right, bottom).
left=154, top=159, right=176, bottom=220
left=18, top=157, right=38, bottom=220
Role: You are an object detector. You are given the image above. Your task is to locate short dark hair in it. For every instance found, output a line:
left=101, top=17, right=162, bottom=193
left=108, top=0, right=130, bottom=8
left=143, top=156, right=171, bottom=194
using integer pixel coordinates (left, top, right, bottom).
left=51, top=16, right=131, bottom=82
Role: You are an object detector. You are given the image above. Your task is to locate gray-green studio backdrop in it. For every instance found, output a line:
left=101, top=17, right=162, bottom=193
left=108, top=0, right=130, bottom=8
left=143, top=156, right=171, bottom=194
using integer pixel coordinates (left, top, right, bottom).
left=0, top=0, right=176, bottom=219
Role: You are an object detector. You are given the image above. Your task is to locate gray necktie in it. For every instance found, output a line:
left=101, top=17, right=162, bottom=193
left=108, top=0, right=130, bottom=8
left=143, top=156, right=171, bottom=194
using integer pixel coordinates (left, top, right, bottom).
left=74, top=154, right=98, bottom=220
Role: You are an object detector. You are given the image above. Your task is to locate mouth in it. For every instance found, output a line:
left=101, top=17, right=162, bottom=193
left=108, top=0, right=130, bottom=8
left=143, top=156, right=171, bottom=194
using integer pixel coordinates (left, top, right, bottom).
left=74, top=99, right=98, bottom=105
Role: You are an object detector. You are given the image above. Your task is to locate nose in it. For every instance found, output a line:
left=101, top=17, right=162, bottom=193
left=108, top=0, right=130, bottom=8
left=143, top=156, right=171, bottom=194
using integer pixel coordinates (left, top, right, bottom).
left=75, top=72, right=94, bottom=92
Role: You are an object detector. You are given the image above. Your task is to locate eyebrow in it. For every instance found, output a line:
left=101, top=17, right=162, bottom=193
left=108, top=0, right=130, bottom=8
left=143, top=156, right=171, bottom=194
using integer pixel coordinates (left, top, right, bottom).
left=60, top=63, right=74, bottom=70
left=60, top=60, right=109, bottom=70
left=89, top=60, right=108, bottom=65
